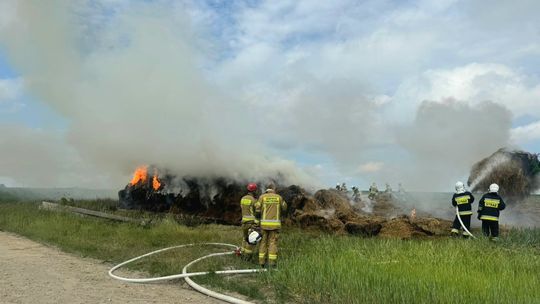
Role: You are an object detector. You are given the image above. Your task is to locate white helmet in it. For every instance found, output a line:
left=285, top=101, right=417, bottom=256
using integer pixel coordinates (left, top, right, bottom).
left=455, top=181, right=465, bottom=194
left=489, top=183, right=499, bottom=193
left=247, top=230, right=262, bottom=245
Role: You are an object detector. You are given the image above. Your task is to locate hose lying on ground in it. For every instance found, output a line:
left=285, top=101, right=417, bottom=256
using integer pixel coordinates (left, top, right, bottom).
left=108, top=243, right=265, bottom=304
left=455, top=207, right=476, bottom=239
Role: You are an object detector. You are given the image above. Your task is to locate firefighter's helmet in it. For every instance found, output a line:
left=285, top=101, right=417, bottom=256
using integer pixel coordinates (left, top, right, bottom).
left=455, top=181, right=465, bottom=193
left=247, top=183, right=257, bottom=192
left=489, top=183, right=499, bottom=193
left=247, top=230, right=262, bottom=245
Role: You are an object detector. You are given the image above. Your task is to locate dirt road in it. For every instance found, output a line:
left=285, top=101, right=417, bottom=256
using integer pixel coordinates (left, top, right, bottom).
left=0, top=232, right=224, bottom=304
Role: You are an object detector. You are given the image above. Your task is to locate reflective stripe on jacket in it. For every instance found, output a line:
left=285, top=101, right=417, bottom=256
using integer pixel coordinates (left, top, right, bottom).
left=255, top=191, right=287, bottom=230
left=452, top=191, right=475, bottom=215
left=480, top=215, right=499, bottom=221
left=240, top=194, right=257, bottom=224
left=478, top=192, right=506, bottom=222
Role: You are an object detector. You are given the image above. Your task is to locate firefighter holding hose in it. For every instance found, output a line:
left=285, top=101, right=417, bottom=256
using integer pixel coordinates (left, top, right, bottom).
left=239, top=183, right=259, bottom=259
left=477, top=183, right=506, bottom=241
left=451, top=181, right=475, bottom=238
left=254, top=183, right=287, bottom=268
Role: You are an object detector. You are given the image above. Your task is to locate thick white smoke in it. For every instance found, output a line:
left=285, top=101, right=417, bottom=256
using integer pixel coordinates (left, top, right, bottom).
left=394, top=99, right=514, bottom=190
left=0, top=1, right=319, bottom=189
left=0, top=1, right=530, bottom=194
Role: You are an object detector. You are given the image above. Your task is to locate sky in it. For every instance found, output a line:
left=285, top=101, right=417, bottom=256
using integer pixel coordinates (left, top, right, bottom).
left=0, top=0, right=539, bottom=191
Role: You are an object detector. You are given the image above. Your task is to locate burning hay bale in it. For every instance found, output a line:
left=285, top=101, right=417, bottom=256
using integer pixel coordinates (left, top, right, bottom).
left=118, top=166, right=171, bottom=212
left=468, top=149, right=540, bottom=199
left=118, top=166, right=453, bottom=238
left=119, top=166, right=245, bottom=223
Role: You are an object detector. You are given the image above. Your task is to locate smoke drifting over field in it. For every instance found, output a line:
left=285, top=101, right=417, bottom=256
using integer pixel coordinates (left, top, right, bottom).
left=0, top=1, right=318, bottom=188
left=390, top=100, right=513, bottom=190
left=0, top=1, right=533, bottom=192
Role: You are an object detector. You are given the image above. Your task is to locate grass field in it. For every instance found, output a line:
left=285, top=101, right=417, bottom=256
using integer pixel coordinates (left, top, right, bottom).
left=0, top=201, right=539, bottom=304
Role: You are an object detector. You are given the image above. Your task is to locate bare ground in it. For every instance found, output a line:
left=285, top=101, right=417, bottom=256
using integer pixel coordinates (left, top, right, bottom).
left=0, top=231, right=224, bottom=304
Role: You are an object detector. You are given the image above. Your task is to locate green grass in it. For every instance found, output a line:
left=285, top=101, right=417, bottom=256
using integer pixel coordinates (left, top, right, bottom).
left=0, top=201, right=538, bottom=304
left=59, top=198, right=119, bottom=212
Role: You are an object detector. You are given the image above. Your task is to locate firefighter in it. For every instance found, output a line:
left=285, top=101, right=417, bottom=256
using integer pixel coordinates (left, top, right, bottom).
left=477, top=183, right=506, bottom=241
left=385, top=183, right=392, bottom=193
left=239, top=183, right=258, bottom=259
left=351, top=186, right=361, bottom=202
left=254, top=183, right=287, bottom=268
left=368, top=182, right=378, bottom=200
left=450, top=181, right=475, bottom=238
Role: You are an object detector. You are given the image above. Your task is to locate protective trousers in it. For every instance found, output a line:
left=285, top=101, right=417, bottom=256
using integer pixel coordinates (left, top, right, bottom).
left=451, top=215, right=471, bottom=236
left=241, top=222, right=256, bottom=255
left=259, top=229, right=279, bottom=266
left=482, top=220, right=499, bottom=238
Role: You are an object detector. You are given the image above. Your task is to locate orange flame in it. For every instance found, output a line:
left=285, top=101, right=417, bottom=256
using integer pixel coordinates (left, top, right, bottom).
left=130, top=166, right=148, bottom=185
left=152, top=170, right=161, bottom=191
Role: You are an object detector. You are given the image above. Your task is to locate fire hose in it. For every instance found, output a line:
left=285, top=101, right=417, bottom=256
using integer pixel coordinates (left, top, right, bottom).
left=455, top=207, right=476, bottom=239
left=108, top=243, right=265, bottom=304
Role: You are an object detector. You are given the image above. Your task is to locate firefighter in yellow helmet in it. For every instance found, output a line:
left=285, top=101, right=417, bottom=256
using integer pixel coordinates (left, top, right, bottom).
left=239, top=183, right=258, bottom=259
left=254, top=183, right=287, bottom=268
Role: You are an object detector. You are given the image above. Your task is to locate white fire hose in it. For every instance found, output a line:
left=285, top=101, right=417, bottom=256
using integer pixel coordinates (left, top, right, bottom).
left=108, top=243, right=265, bottom=304
left=455, top=207, right=476, bottom=239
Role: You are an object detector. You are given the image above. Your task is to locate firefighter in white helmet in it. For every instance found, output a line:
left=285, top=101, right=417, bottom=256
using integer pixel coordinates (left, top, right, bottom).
left=450, top=181, right=475, bottom=237
left=239, top=183, right=258, bottom=259
left=477, top=183, right=506, bottom=241
left=254, top=183, right=287, bottom=268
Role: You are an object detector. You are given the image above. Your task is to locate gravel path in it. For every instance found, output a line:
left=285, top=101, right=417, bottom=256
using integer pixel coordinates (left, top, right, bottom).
left=0, top=231, right=224, bottom=304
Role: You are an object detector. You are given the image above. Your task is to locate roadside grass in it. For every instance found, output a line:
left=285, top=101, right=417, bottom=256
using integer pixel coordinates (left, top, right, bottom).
left=59, top=198, right=119, bottom=212
left=0, top=201, right=539, bottom=304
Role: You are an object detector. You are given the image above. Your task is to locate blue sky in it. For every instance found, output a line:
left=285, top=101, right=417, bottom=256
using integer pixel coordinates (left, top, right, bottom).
left=0, top=51, right=67, bottom=129
left=0, top=0, right=539, bottom=189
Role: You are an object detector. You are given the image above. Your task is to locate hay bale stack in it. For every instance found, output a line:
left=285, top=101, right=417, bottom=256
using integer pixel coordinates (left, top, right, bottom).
left=379, top=215, right=452, bottom=239
left=468, top=149, right=540, bottom=199
left=292, top=189, right=390, bottom=235
left=372, top=193, right=402, bottom=216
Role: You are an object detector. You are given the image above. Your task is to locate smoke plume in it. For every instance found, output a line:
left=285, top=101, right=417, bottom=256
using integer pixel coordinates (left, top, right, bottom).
left=395, top=99, right=513, bottom=190
left=0, top=1, right=532, bottom=194
left=0, top=1, right=319, bottom=189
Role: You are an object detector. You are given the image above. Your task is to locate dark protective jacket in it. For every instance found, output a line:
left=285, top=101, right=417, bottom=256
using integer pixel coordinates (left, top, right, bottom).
left=478, top=192, right=506, bottom=221
left=451, top=191, right=475, bottom=215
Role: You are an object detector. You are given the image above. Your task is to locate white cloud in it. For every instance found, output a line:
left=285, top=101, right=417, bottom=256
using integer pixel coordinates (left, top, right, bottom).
left=358, top=162, right=384, bottom=173
left=511, top=121, right=540, bottom=145
left=390, top=63, right=540, bottom=121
